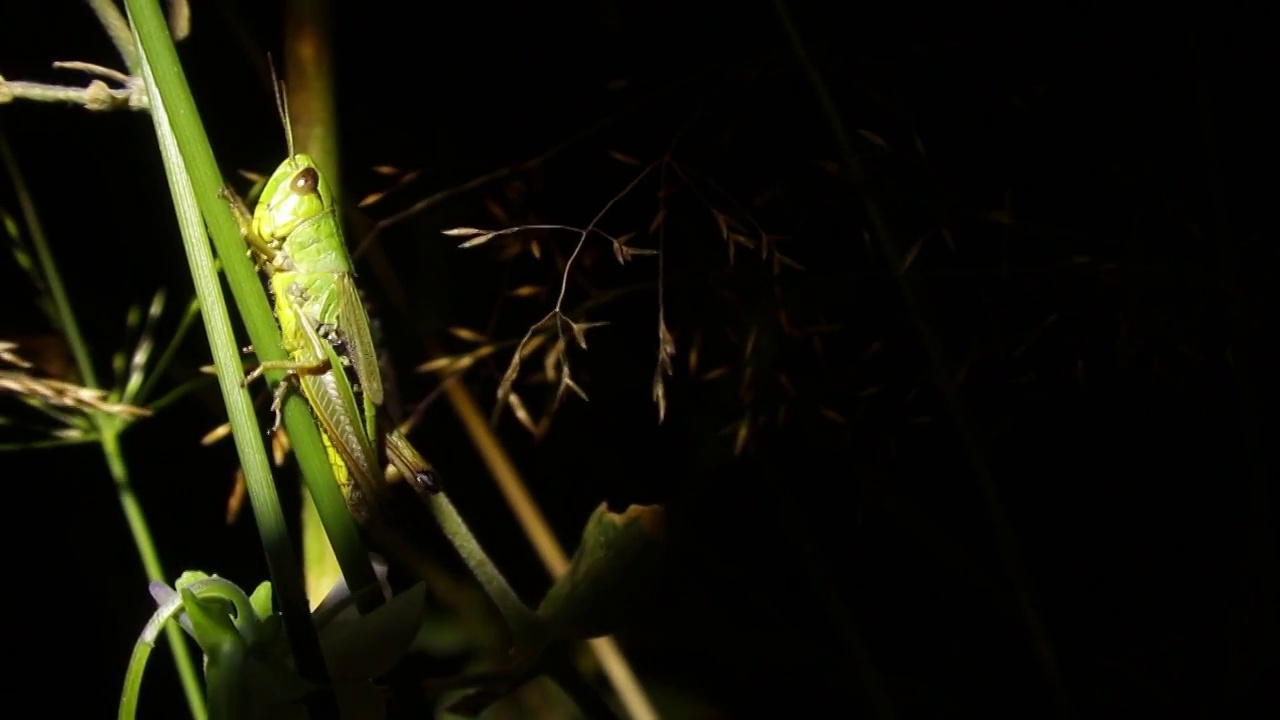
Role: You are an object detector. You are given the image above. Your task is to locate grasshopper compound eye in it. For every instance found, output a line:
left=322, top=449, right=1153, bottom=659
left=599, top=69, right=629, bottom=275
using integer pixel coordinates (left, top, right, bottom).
left=290, top=167, right=320, bottom=196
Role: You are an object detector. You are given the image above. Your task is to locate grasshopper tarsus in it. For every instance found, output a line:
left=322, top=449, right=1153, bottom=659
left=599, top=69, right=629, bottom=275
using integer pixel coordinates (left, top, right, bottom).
left=268, top=375, right=294, bottom=432
left=241, top=366, right=264, bottom=389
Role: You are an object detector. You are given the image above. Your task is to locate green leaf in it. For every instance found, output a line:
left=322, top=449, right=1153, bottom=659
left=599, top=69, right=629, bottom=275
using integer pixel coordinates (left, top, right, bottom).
left=179, top=585, right=243, bottom=659
left=537, top=503, right=665, bottom=640
left=248, top=581, right=275, bottom=622
left=320, top=582, right=428, bottom=681
left=410, top=608, right=473, bottom=656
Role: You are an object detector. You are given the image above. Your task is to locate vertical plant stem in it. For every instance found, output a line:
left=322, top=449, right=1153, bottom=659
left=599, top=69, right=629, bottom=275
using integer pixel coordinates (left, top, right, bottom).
left=770, top=0, right=1070, bottom=716
left=281, top=0, right=348, bottom=606
left=278, top=2, right=646, bottom=715
left=125, top=2, right=337, bottom=713
left=284, top=0, right=340, bottom=199
left=102, top=430, right=208, bottom=719
left=1, top=127, right=206, bottom=719
left=121, top=0, right=380, bottom=619
left=422, top=492, right=542, bottom=645
left=0, top=132, right=98, bottom=389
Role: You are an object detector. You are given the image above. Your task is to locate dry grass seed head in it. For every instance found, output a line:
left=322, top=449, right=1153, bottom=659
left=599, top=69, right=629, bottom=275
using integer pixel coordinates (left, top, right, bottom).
left=271, top=426, right=291, bottom=467
left=226, top=469, right=247, bottom=525
left=0, top=342, right=33, bottom=369
left=556, top=374, right=589, bottom=406
left=447, top=326, right=489, bottom=344
left=506, top=391, right=537, bottom=434
left=543, top=335, right=567, bottom=383
left=0, top=367, right=151, bottom=420
left=506, top=285, right=545, bottom=299
left=200, top=421, right=233, bottom=446
left=652, top=366, right=668, bottom=423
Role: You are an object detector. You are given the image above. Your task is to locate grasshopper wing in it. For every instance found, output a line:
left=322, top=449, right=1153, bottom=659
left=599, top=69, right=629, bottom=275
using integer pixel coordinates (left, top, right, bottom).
left=288, top=300, right=384, bottom=517
left=336, top=272, right=384, bottom=407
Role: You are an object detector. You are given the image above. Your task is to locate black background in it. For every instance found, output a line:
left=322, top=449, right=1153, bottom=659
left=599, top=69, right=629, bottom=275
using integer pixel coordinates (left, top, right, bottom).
left=1, top=1, right=1274, bottom=717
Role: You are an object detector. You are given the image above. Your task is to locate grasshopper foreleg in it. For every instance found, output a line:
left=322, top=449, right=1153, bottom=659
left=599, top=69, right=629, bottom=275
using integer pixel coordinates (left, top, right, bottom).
left=219, top=184, right=278, bottom=269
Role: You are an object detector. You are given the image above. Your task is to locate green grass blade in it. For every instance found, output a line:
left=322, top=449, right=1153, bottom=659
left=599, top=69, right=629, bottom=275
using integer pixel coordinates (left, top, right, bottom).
left=124, top=1, right=338, bottom=711
left=121, top=0, right=381, bottom=623
left=2, top=122, right=207, bottom=720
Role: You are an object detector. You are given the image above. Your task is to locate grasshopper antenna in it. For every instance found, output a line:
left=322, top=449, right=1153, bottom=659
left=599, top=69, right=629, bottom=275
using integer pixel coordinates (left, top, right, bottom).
left=267, top=54, right=294, bottom=159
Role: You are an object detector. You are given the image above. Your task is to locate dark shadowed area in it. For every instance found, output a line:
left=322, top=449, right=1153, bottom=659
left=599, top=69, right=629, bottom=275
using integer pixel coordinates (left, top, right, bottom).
left=0, top=1, right=1273, bottom=718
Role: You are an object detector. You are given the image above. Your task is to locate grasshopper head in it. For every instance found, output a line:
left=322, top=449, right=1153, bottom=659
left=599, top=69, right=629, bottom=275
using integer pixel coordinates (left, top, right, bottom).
left=252, top=154, right=335, bottom=242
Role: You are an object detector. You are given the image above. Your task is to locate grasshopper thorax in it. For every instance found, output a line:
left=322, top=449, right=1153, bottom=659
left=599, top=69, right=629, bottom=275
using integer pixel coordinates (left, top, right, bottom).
left=252, top=153, right=334, bottom=243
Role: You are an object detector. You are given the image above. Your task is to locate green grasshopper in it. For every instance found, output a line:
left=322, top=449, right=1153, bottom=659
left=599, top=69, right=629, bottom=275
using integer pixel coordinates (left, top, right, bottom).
left=222, top=104, right=439, bottom=523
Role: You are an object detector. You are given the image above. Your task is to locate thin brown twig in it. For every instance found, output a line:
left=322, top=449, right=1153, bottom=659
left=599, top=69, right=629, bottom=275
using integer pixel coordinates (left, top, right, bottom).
left=479, top=160, right=661, bottom=421
left=670, top=160, right=771, bottom=247
left=553, top=160, right=660, bottom=312
left=354, top=111, right=630, bottom=261
left=85, top=0, right=139, bottom=73
left=653, top=159, right=672, bottom=422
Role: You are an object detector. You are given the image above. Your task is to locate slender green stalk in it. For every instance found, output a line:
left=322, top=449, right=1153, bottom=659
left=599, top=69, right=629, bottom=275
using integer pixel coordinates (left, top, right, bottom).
left=133, top=294, right=201, bottom=407
left=279, top=0, right=355, bottom=608
left=124, top=2, right=337, bottom=712
left=0, top=129, right=207, bottom=718
left=102, top=432, right=207, bottom=718
left=1, top=136, right=97, bottom=390
left=284, top=0, right=340, bottom=200
left=121, top=0, right=380, bottom=620
left=280, top=12, right=542, bottom=636
left=425, top=494, right=544, bottom=650
left=272, top=4, right=615, bottom=715
left=0, top=438, right=88, bottom=452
